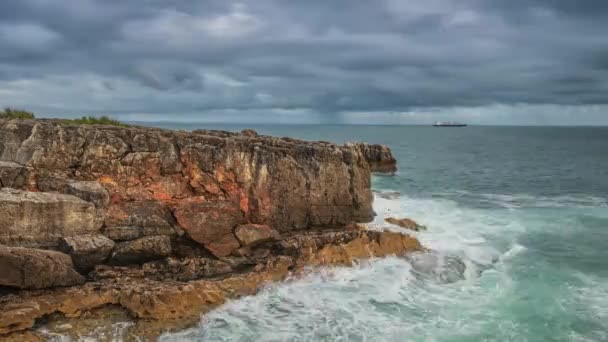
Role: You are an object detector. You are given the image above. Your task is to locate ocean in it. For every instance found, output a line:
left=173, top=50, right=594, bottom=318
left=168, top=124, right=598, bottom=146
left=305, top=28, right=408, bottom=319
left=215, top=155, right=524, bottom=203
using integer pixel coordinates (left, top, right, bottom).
left=146, top=124, right=608, bottom=341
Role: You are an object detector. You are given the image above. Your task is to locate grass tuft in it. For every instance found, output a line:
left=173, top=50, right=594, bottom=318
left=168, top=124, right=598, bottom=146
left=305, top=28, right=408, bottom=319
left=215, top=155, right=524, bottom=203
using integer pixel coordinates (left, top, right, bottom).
left=60, top=115, right=127, bottom=127
left=0, top=107, right=36, bottom=119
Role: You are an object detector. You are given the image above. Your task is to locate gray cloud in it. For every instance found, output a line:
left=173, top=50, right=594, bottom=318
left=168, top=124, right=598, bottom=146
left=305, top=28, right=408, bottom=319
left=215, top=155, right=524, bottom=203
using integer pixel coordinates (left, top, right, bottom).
left=0, top=0, right=607, bottom=124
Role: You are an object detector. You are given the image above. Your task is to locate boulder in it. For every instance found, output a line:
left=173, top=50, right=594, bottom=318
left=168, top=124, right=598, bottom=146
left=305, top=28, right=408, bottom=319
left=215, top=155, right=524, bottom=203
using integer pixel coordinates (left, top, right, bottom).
left=58, top=235, right=115, bottom=271
left=0, top=161, right=25, bottom=188
left=109, top=236, right=171, bottom=266
left=38, top=178, right=110, bottom=207
left=174, top=201, right=243, bottom=257
left=347, top=142, right=397, bottom=173
left=0, top=189, right=102, bottom=248
left=235, top=224, right=281, bottom=246
left=0, top=245, right=85, bottom=289
left=385, top=217, right=426, bottom=231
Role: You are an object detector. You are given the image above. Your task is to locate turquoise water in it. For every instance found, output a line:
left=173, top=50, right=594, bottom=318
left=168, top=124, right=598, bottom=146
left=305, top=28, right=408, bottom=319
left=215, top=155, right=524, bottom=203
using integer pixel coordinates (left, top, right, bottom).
left=154, top=124, right=608, bottom=342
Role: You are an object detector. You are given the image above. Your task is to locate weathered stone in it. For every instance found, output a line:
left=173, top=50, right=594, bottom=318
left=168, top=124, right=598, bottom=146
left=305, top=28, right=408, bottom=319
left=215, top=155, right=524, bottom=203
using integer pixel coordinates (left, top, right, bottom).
left=385, top=217, right=426, bottom=231
left=348, top=142, right=397, bottom=173
left=235, top=224, right=281, bottom=246
left=101, top=226, right=142, bottom=241
left=58, top=235, right=115, bottom=271
left=38, top=178, right=110, bottom=207
left=174, top=201, right=243, bottom=256
left=104, top=201, right=175, bottom=231
left=0, top=246, right=85, bottom=289
left=0, top=189, right=101, bottom=248
left=109, top=236, right=171, bottom=266
left=0, top=230, right=423, bottom=338
left=0, top=119, right=377, bottom=231
left=0, top=161, right=25, bottom=188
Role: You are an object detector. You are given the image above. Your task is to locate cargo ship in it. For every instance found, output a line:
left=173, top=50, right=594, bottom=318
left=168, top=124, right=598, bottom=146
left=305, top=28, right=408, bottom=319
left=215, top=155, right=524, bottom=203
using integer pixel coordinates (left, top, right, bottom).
left=432, top=121, right=467, bottom=127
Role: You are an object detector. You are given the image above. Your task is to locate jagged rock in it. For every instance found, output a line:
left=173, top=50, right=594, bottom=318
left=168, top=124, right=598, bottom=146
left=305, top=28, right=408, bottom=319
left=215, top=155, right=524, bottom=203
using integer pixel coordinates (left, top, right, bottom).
left=0, top=119, right=375, bottom=232
left=0, top=230, right=423, bottom=338
left=348, top=142, right=397, bottom=173
left=0, top=189, right=102, bottom=248
left=109, top=236, right=171, bottom=266
left=0, top=245, right=85, bottom=289
left=58, top=235, right=115, bottom=272
left=385, top=217, right=426, bottom=231
left=174, top=201, right=243, bottom=257
left=0, top=161, right=25, bottom=188
left=235, top=224, right=281, bottom=246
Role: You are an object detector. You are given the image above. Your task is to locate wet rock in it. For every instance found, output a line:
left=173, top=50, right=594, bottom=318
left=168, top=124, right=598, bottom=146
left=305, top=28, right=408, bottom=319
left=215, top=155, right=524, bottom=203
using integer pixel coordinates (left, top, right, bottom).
left=385, top=217, right=426, bottom=231
left=0, top=161, right=25, bottom=188
left=58, top=235, right=115, bottom=272
left=0, top=245, right=85, bottom=289
left=109, top=236, right=171, bottom=266
left=0, top=189, right=101, bottom=248
left=174, top=201, right=243, bottom=257
left=235, top=224, right=281, bottom=246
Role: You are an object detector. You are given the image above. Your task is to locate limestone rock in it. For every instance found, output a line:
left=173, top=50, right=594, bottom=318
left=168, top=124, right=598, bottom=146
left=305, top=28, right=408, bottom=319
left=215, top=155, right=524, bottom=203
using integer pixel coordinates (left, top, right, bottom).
left=58, top=235, right=115, bottom=271
left=235, top=224, right=281, bottom=246
left=109, top=236, right=172, bottom=266
left=348, top=142, right=397, bottom=173
left=0, top=245, right=85, bottom=289
left=174, top=201, right=243, bottom=257
left=385, top=217, right=426, bottom=231
left=38, top=178, right=110, bottom=207
left=0, top=161, right=25, bottom=188
left=0, top=189, right=102, bottom=248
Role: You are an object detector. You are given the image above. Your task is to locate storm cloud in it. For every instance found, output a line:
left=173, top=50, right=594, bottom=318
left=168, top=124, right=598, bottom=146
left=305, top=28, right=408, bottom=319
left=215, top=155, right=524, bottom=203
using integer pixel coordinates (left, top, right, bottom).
left=0, top=0, right=607, bottom=124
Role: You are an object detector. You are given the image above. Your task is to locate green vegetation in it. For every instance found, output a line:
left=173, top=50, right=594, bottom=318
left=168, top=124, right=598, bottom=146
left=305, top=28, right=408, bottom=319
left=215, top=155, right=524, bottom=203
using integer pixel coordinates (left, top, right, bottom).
left=60, top=115, right=127, bottom=127
left=0, top=108, right=36, bottom=119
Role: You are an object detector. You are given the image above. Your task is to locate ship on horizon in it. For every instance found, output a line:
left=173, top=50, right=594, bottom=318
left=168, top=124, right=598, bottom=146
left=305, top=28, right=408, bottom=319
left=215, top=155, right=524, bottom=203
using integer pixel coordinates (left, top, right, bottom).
left=433, top=121, right=467, bottom=127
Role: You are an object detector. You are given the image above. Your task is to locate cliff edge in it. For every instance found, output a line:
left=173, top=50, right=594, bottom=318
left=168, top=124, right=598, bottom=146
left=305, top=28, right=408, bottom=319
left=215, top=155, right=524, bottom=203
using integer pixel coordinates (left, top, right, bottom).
left=0, top=119, right=411, bottom=339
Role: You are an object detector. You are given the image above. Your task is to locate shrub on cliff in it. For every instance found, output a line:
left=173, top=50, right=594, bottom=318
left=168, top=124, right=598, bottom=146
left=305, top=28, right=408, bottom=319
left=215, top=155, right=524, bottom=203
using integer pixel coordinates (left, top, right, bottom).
left=0, top=108, right=36, bottom=119
left=61, top=115, right=127, bottom=127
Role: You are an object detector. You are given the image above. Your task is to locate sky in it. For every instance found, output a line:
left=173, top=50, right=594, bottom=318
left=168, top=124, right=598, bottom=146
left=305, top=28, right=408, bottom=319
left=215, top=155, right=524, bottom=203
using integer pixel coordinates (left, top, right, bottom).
left=0, top=0, right=607, bottom=125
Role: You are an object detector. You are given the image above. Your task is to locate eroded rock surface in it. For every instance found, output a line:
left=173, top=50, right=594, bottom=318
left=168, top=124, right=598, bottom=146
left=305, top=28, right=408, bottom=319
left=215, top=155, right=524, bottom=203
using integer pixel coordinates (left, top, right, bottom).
left=0, top=189, right=102, bottom=248
left=0, top=119, right=407, bottom=339
left=385, top=217, right=427, bottom=231
left=0, top=246, right=85, bottom=289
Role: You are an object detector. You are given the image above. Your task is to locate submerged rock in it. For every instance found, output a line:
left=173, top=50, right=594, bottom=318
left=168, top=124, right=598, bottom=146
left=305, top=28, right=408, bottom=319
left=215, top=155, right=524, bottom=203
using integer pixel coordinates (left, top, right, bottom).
left=0, top=246, right=85, bottom=289
left=385, top=217, right=427, bottom=231
left=407, top=252, right=467, bottom=283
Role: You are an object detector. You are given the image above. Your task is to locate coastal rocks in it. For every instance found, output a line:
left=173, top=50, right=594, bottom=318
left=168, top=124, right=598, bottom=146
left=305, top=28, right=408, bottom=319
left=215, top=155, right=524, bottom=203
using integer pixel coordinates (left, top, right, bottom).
left=235, top=224, right=281, bottom=246
left=0, top=161, right=25, bottom=188
left=0, top=230, right=423, bottom=338
left=0, top=189, right=101, bottom=248
left=174, top=201, right=243, bottom=257
left=0, top=246, right=85, bottom=289
left=58, top=235, right=115, bottom=272
left=109, top=236, right=171, bottom=266
left=385, top=217, right=426, bottom=231
left=348, top=142, right=397, bottom=173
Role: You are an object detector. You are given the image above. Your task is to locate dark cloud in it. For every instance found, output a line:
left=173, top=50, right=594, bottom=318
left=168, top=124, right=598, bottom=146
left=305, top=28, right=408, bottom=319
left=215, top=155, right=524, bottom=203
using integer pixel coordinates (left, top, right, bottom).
left=0, top=0, right=607, bottom=124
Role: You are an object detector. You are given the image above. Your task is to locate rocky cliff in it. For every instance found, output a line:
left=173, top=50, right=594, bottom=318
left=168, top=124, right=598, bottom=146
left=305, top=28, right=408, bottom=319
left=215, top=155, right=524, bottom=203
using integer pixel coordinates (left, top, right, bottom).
left=0, top=118, right=413, bottom=339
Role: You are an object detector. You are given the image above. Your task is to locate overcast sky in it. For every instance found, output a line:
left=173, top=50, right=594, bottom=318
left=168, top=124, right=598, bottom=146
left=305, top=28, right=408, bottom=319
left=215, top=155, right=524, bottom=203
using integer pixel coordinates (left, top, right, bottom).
left=1, top=0, right=607, bottom=125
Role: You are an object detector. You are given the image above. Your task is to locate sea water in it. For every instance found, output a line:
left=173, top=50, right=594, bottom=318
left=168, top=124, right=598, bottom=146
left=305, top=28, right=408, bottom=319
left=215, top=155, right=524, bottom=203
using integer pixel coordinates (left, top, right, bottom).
left=148, top=125, right=605, bottom=341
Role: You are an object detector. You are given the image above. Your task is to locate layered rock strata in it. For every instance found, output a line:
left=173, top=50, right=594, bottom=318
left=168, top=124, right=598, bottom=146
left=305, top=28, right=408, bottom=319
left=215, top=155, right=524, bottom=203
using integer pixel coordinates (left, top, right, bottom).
left=0, top=118, right=406, bottom=338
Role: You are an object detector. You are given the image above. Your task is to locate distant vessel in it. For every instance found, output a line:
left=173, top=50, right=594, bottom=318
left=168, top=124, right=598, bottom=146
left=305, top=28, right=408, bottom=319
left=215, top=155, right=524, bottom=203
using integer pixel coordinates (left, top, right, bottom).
left=433, top=121, right=467, bottom=127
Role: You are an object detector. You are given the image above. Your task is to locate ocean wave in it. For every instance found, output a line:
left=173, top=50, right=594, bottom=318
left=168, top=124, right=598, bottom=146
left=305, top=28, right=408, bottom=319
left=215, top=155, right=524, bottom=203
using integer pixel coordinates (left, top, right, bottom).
left=428, top=190, right=608, bottom=209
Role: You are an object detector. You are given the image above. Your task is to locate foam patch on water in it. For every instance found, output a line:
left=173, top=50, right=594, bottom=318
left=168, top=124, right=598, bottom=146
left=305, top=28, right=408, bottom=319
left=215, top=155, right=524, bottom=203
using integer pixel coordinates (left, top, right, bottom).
left=161, top=191, right=529, bottom=341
